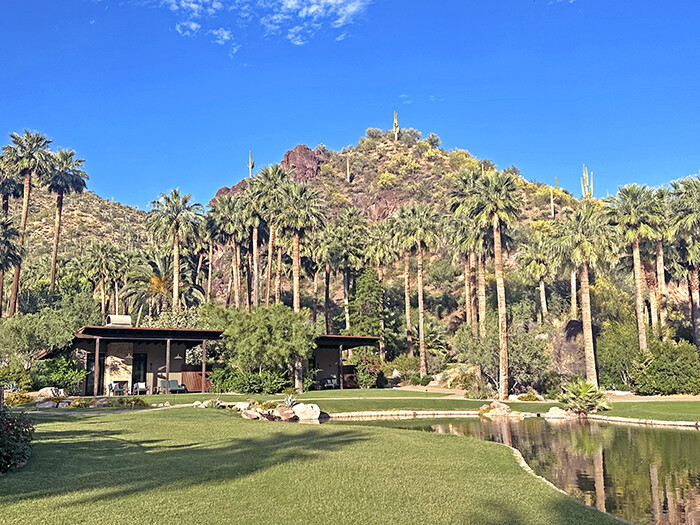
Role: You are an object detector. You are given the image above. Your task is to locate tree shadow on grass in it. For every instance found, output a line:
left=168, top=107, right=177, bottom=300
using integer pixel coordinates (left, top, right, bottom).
left=0, top=415, right=366, bottom=508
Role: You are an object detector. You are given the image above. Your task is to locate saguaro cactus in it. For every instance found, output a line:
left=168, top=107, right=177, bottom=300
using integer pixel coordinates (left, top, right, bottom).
left=248, top=150, right=255, bottom=178
left=393, top=111, right=399, bottom=141
left=346, top=155, right=351, bottom=183
left=581, top=164, right=593, bottom=199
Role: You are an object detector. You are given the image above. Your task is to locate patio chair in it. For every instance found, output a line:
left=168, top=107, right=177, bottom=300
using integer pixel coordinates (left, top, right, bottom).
left=160, top=379, right=187, bottom=394
left=133, top=382, right=149, bottom=395
left=108, top=382, right=125, bottom=396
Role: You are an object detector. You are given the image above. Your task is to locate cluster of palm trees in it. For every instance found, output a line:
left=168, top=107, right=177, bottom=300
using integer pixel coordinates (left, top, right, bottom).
left=0, top=131, right=88, bottom=316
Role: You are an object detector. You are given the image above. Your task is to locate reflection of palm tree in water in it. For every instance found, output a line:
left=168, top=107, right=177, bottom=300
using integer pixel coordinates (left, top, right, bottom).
left=593, top=447, right=606, bottom=513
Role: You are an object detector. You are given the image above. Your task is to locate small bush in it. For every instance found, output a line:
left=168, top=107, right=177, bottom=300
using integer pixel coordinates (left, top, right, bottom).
left=517, top=391, right=540, bottom=402
left=355, top=349, right=385, bottom=389
left=5, top=392, right=33, bottom=405
left=419, top=375, right=433, bottom=386
left=558, top=380, right=611, bottom=414
left=107, top=397, right=149, bottom=408
left=68, top=398, right=95, bottom=408
left=0, top=408, right=35, bottom=473
left=31, top=356, right=87, bottom=396
left=210, top=367, right=291, bottom=395
left=464, top=377, right=496, bottom=400
left=382, top=355, right=420, bottom=378
left=0, top=363, right=31, bottom=392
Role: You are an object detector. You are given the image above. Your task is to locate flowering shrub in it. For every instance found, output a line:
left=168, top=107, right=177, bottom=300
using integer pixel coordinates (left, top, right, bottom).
left=0, top=408, right=35, bottom=473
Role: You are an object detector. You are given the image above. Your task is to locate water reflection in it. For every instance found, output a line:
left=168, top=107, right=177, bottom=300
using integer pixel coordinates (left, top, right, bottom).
left=359, top=418, right=700, bottom=524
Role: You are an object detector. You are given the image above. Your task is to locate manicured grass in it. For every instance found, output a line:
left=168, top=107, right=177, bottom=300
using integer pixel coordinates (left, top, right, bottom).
left=0, top=409, right=617, bottom=525
left=605, top=401, right=700, bottom=421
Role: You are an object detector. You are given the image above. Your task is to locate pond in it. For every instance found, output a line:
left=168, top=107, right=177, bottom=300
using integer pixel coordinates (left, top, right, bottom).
left=335, top=418, right=700, bottom=524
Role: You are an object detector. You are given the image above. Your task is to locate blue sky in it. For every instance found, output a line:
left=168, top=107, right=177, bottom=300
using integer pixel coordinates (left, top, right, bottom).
left=1, top=0, right=699, bottom=209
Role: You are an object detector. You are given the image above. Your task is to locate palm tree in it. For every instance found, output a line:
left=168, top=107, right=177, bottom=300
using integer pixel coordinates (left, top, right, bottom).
left=365, top=219, right=397, bottom=360
left=148, top=190, right=203, bottom=309
left=88, top=241, right=118, bottom=316
left=672, top=176, right=700, bottom=353
left=0, top=155, right=22, bottom=218
left=652, top=187, right=673, bottom=328
left=202, top=212, right=221, bottom=302
left=392, top=206, right=416, bottom=357
left=212, top=195, right=246, bottom=308
left=249, top=165, right=290, bottom=306
left=557, top=201, right=612, bottom=387
left=469, top=170, right=521, bottom=400
left=0, top=218, right=21, bottom=317
left=1, top=130, right=53, bottom=315
left=605, top=184, right=659, bottom=352
left=520, top=231, right=554, bottom=321
left=278, top=182, right=324, bottom=314
left=42, top=149, right=88, bottom=293
left=403, top=204, right=441, bottom=377
left=241, top=186, right=263, bottom=307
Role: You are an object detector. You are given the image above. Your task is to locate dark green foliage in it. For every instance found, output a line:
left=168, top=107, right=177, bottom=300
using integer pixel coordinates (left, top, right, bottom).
left=347, top=269, right=383, bottom=337
left=381, top=354, right=420, bottom=378
left=106, top=397, right=149, bottom=408
left=0, top=361, right=31, bottom=391
left=0, top=408, right=34, bottom=473
left=353, top=348, right=386, bottom=389
left=426, top=257, right=458, bottom=293
left=31, top=356, right=87, bottom=395
left=596, top=321, right=640, bottom=389
left=210, top=367, right=291, bottom=394
left=633, top=339, right=700, bottom=395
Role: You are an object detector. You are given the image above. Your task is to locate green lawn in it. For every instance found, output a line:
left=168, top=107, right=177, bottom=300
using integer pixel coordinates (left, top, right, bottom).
left=605, top=401, right=700, bottom=422
left=0, top=409, right=617, bottom=525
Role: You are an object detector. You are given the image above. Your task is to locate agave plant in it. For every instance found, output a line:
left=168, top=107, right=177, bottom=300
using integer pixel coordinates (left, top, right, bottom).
left=558, top=380, right=611, bottom=415
left=283, top=394, right=298, bottom=408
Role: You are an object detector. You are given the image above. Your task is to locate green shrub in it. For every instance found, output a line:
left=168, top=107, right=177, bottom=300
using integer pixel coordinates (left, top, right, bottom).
left=464, top=376, right=496, bottom=400
left=31, top=356, right=87, bottom=395
left=303, top=368, right=320, bottom=392
left=0, top=363, right=31, bottom=392
left=558, top=380, right=611, bottom=414
left=0, top=408, right=34, bottom=473
left=382, top=355, right=420, bottom=378
left=419, top=375, right=433, bottom=386
left=107, top=397, right=149, bottom=408
left=517, top=391, right=540, bottom=402
left=210, top=367, right=291, bottom=395
left=68, top=398, right=95, bottom=408
left=633, top=339, right=700, bottom=395
left=355, top=349, right=385, bottom=389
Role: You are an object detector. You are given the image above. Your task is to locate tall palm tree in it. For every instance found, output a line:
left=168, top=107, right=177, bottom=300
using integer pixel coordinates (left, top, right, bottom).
left=403, top=204, right=441, bottom=377
left=212, top=195, right=246, bottom=308
left=278, top=182, right=324, bottom=314
left=42, top=149, right=88, bottom=293
left=1, top=130, right=53, bottom=315
left=606, top=184, right=659, bottom=352
left=250, top=165, right=289, bottom=306
left=672, top=176, right=700, bottom=353
left=148, top=189, right=203, bottom=310
left=241, top=186, right=263, bottom=307
left=469, top=170, right=521, bottom=400
left=202, top=212, right=221, bottom=302
left=557, top=201, right=612, bottom=387
left=88, top=241, right=118, bottom=316
left=365, top=219, right=397, bottom=360
left=0, top=218, right=22, bottom=317
left=0, top=154, right=22, bottom=218
left=652, top=187, right=673, bottom=328
left=392, top=206, right=416, bottom=356
left=520, top=231, right=554, bottom=321
left=310, top=225, right=335, bottom=333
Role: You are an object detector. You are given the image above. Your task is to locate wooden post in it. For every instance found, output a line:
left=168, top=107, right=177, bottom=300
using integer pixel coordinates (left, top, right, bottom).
left=94, top=337, right=101, bottom=397
left=339, top=344, right=344, bottom=390
left=165, top=339, right=171, bottom=394
left=201, top=340, right=207, bottom=393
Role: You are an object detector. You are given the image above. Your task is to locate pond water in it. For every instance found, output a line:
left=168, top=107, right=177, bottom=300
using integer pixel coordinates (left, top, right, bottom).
left=337, top=418, right=700, bottom=524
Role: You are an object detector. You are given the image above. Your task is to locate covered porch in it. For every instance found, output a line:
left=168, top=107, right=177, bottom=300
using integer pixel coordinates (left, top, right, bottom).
left=71, top=326, right=224, bottom=396
left=312, top=334, right=380, bottom=389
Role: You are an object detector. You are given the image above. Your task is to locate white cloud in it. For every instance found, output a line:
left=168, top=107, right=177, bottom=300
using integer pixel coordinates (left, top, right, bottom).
left=209, top=27, right=233, bottom=44
left=176, top=20, right=201, bottom=35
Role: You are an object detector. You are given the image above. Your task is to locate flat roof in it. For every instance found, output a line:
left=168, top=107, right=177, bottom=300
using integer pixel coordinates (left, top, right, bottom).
left=315, top=334, right=380, bottom=349
left=74, top=325, right=224, bottom=342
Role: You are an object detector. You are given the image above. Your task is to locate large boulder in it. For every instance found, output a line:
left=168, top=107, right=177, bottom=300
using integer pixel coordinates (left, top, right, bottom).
left=292, top=403, right=321, bottom=420
left=234, top=401, right=251, bottom=411
left=278, top=409, right=298, bottom=422
left=90, top=398, right=108, bottom=408
left=544, top=406, right=579, bottom=420
left=57, top=401, right=72, bottom=408
left=241, top=410, right=259, bottom=420
left=38, top=387, right=60, bottom=399
left=36, top=401, right=58, bottom=408
left=479, top=401, right=524, bottom=421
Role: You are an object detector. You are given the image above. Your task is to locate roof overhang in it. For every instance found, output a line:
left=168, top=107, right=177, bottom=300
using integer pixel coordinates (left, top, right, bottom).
left=314, top=334, right=380, bottom=349
left=73, top=325, right=224, bottom=343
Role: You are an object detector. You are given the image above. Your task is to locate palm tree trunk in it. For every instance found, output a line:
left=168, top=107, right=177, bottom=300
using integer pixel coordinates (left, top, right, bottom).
left=378, top=265, right=386, bottom=362
left=469, top=250, right=478, bottom=333
left=492, top=216, right=508, bottom=401
left=656, top=240, right=667, bottom=326
left=1, top=195, right=8, bottom=218
left=292, top=231, right=301, bottom=312
left=404, top=251, right=413, bottom=357
left=234, top=243, right=242, bottom=308
left=689, top=267, right=700, bottom=356
left=252, top=225, right=259, bottom=307
left=343, top=267, right=351, bottom=331
left=632, top=238, right=648, bottom=352
left=312, top=270, right=319, bottom=323
left=172, top=227, right=180, bottom=309
left=539, top=278, right=548, bottom=320
left=196, top=252, right=203, bottom=286
left=0, top=270, right=5, bottom=318
left=100, top=274, right=106, bottom=316
left=206, top=243, right=213, bottom=302
left=417, top=244, right=427, bottom=377
left=649, top=284, right=658, bottom=331
left=275, top=246, right=282, bottom=304
left=324, top=262, right=331, bottom=334
left=114, top=280, right=119, bottom=315
left=49, top=190, right=64, bottom=294
left=464, top=256, right=472, bottom=326
left=478, top=253, right=487, bottom=340
left=265, top=226, right=275, bottom=306
left=245, top=252, right=252, bottom=313
left=580, top=261, right=598, bottom=386
left=9, top=170, right=32, bottom=316
left=570, top=269, right=578, bottom=318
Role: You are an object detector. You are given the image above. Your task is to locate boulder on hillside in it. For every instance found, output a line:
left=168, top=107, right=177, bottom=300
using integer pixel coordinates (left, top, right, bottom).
left=292, top=403, right=321, bottom=420
left=281, top=145, right=320, bottom=183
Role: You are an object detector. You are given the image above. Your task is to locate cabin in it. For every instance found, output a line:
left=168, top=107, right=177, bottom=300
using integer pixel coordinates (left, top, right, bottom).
left=67, top=316, right=380, bottom=395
